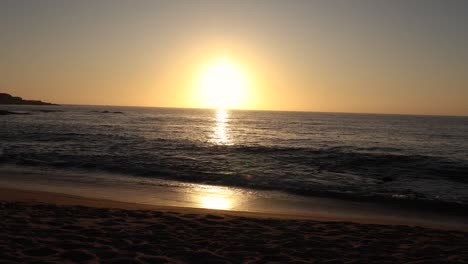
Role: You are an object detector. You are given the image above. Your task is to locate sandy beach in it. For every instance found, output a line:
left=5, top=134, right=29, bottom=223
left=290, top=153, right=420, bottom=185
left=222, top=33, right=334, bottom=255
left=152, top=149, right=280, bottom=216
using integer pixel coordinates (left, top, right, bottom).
left=3, top=0, right=468, bottom=263
left=1, top=187, right=468, bottom=263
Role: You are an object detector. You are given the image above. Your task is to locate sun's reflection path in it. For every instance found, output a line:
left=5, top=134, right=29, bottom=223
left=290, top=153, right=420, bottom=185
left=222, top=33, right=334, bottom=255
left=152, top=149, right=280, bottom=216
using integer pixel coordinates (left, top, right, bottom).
left=201, top=195, right=232, bottom=210
left=197, top=186, right=234, bottom=210
left=212, top=109, right=231, bottom=145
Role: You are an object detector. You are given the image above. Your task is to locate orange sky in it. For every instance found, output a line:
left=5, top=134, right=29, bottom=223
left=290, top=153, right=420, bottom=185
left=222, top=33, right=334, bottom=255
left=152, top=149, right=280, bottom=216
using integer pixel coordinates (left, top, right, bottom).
left=1, top=1, right=467, bottom=116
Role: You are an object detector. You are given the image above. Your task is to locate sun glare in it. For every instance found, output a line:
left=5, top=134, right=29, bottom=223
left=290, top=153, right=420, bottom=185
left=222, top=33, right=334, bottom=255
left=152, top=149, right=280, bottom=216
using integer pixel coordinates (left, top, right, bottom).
left=196, top=186, right=234, bottom=210
left=197, top=57, right=248, bottom=109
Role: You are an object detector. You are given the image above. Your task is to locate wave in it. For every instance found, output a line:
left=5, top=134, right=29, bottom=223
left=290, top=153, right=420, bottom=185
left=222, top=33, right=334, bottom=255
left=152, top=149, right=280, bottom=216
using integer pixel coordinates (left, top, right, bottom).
left=1, top=142, right=467, bottom=206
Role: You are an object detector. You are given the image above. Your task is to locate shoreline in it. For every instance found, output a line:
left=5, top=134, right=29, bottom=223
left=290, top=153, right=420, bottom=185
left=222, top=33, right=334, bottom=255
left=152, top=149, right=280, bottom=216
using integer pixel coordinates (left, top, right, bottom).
left=1, top=185, right=468, bottom=232
left=1, top=165, right=468, bottom=231
left=1, top=186, right=468, bottom=263
left=0, top=186, right=313, bottom=221
left=1, top=164, right=468, bottom=232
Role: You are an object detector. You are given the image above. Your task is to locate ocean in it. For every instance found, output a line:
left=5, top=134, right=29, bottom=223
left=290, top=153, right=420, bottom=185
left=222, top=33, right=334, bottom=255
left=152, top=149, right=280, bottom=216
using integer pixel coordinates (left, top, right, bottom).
left=1, top=105, right=468, bottom=210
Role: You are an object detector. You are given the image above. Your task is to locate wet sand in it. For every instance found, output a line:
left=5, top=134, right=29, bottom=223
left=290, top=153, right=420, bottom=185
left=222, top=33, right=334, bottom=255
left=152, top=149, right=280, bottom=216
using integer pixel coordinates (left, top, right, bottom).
left=2, top=168, right=468, bottom=231
left=1, top=187, right=468, bottom=263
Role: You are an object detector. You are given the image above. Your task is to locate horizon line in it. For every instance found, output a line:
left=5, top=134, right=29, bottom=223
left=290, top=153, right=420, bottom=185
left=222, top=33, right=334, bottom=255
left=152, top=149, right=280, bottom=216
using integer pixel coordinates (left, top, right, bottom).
left=43, top=103, right=468, bottom=118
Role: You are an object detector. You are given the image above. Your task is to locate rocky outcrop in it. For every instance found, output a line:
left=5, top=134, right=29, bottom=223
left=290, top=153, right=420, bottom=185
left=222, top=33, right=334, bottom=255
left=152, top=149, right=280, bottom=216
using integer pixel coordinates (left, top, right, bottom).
left=0, top=93, right=56, bottom=105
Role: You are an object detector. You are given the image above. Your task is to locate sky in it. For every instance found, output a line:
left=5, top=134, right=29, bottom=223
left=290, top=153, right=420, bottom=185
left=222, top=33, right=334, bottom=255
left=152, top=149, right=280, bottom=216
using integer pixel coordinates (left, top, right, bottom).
left=1, top=0, right=467, bottom=115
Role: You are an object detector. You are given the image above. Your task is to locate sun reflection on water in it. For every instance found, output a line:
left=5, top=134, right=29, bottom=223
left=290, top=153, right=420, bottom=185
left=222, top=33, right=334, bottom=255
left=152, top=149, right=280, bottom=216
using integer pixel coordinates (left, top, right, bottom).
left=201, top=195, right=232, bottom=210
left=196, top=186, right=235, bottom=210
left=212, top=109, right=231, bottom=145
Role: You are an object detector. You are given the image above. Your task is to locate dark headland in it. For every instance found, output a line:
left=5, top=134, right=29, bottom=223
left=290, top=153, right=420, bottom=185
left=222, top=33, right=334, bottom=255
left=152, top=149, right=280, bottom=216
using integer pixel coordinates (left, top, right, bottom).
left=0, top=92, right=56, bottom=105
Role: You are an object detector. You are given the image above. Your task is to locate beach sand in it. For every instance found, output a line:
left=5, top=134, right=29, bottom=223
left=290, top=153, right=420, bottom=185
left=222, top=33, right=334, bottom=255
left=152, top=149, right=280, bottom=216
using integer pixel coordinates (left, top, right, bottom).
left=1, top=187, right=468, bottom=264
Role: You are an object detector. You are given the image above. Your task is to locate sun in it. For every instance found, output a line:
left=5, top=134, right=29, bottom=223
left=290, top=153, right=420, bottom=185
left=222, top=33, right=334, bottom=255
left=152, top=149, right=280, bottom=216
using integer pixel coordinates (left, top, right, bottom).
left=197, top=57, right=248, bottom=109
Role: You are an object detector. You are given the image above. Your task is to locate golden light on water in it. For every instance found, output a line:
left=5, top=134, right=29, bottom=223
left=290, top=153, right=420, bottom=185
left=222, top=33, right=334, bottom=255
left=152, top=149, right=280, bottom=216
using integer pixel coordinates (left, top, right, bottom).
left=201, top=195, right=232, bottom=210
left=197, top=57, right=248, bottom=110
left=212, top=109, right=231, bottom=145
left=197, top=186, right=234, bottom=210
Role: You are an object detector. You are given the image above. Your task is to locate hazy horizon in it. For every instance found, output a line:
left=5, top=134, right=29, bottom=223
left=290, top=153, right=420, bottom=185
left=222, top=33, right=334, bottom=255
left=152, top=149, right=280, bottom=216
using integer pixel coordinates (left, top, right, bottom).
left=1, top=0, right=468, bottom=116
left=4, top=97, right=468, bottom=117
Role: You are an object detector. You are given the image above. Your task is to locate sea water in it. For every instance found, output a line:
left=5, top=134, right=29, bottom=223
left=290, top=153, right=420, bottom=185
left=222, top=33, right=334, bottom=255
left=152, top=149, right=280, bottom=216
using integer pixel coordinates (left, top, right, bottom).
left=1, top=105, right=467, bottom=208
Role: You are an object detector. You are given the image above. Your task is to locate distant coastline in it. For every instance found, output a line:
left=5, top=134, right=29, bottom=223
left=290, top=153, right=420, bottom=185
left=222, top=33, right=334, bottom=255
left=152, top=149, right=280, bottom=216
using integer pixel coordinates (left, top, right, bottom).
left=0, top=92, right=57, bottom=105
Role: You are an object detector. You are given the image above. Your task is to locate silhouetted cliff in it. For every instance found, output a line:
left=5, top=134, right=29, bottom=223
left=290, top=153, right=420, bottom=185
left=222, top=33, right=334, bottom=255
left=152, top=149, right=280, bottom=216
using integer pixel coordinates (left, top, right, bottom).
left=0, top=93, right=56, bottom=105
